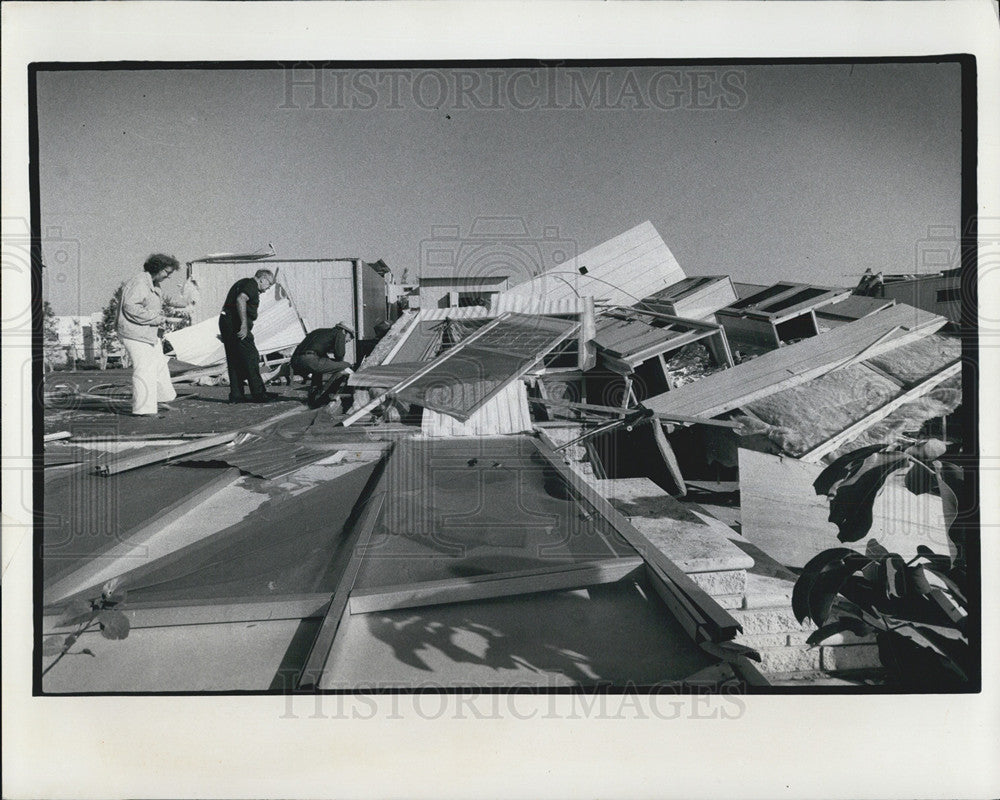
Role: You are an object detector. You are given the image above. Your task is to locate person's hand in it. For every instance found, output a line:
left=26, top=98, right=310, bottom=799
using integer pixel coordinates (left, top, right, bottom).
left=238, top=325, right=249, bottom=340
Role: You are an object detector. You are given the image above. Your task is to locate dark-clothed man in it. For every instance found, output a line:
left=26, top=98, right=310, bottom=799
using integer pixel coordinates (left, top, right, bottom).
left=219, top=268, right=276, bottom=403
left=290, top=323, right=355, bottom=407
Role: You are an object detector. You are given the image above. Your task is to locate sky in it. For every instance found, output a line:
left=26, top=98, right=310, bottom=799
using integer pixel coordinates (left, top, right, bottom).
left=35, top=62, right=962, bottom=315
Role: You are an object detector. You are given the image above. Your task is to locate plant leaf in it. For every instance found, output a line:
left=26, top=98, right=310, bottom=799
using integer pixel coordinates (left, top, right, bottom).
left=791, top=547, right=864, bottom=623
left=865, top=539, right=890, bottom=559
left=826, top=453, right=909, bottom=542
left=98, top=609, right=130, bottom=640
left=813, top=444, right=889, bottom=497
left=905, top=439, right=948, bottom=461
left=79, top=648, right=96, bottom=657
left=885, top=554, right=909, bottom=598
left=56, top=599, right=94, bottom=628
left=41, top=636, right=64, bottom=656
left=808, top=560, right=869, bottom=626
left=805, top=618, right=873, bottom=647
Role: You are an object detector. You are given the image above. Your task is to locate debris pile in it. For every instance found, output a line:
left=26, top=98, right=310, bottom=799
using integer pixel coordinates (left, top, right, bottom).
left=39, top=221, right=966, bottom=691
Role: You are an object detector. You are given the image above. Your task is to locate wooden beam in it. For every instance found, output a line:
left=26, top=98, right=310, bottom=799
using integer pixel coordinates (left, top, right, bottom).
left=341, top=313, right=514, bottom=426
left=526, top=397, right=739, bottom=429
left=529, top=437, right=740, bottom=642
left=44, top=593, right=332, bottom=630
left=799, top=361, right=961, bottom=463
left=95, top=431, right=244, bottom=475
left=43, top=468, right=243, bottom=605
left=609, top=305, right=721, bottom=332
left=297, top=459, right=391, bottom=689
left=348, top=557, right=644, bottom=614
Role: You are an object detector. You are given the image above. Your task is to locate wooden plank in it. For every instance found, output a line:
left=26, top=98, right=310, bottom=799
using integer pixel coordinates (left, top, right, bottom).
left=527, top=396, right=739, bottom=429
left=341, top=313, right=513, bottom=426
left=44, top=594, right=332, bottom=630
left=297, top=461, right=391, bottom=689
left=95, top=431, right=242, bottom=475
left=799, top=361, right=961, bottom=462
left=43, top=468, right=243, bottom=605
left=529, top=437, right=740, bottom=641
left=646, top=304, right=947, bottom=419
left=348, top=556, right=644, bottom=614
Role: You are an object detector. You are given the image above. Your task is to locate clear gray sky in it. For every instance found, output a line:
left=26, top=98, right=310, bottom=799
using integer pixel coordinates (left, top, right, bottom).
left=36, top=62, right=962, bottom=314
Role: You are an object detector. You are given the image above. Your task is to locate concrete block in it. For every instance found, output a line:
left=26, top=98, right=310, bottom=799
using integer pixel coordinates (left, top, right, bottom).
left=688, top=569, right=747, bottom=596
left=713, top=593, right=744, bottom=610
left=821, top=644, right=883, bottom=671
left=742, top=572, right=796, bottom=609
left=757, top=645, right=822, bottom=674
left=730, top=607, right=809, bottom=636
left=735, top=632, right=791, bottom=649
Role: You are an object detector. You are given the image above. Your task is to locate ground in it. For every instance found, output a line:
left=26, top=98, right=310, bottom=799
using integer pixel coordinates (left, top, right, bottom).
left=43, top=368, right=308, bottom=436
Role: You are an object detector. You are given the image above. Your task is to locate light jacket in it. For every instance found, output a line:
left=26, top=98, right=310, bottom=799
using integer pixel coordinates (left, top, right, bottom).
left=117, top=271, right=165, bottom=345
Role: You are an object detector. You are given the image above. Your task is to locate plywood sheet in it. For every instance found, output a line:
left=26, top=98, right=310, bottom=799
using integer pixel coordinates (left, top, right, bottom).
left=738, top=448, right=949, bottom=568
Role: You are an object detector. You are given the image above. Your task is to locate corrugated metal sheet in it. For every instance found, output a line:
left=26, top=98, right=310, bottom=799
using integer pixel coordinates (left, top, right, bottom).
left=490, top=296, right=592, bottom=316
left=497, top=221, right=686, bottom=308
left=421, top=380, right=532, bottom=436
left=414, top=307, right=492, bottom=322
left=645, top=303, right=947, bottom=419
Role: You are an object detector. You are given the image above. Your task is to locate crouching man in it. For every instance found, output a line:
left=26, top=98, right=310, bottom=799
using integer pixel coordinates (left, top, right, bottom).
left=290, top=322, right=355, bottom=407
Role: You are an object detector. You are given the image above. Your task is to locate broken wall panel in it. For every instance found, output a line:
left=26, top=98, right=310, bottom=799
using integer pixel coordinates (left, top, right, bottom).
left=498, top=221, right=686, bottom=308
left=646, top=303, right=947, bottom=419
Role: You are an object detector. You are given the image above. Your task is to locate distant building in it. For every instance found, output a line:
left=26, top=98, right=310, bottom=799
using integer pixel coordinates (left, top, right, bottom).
left=876, top=269, right=963, bottom=325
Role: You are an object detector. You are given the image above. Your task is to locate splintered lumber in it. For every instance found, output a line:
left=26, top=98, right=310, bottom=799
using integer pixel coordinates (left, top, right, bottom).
left=529, top=436, right=740, bottom=642
left=645, top=303, right=947, bottom=420
left=44, top=431, right=72, bottom=442
left=43, top=468, right=243, bottom=605
left=348, top=556, right=644, bottom=614
left=527, top=396, right=739, bottom=429
left=297, top=459, right=391, bottom=689
left=798, top=360, right=961, bottom=462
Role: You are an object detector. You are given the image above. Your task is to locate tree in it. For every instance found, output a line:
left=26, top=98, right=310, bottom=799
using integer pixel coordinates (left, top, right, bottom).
left=96, top=285, right=124, bottom=369
left=42, top=300, right=61, bottom=372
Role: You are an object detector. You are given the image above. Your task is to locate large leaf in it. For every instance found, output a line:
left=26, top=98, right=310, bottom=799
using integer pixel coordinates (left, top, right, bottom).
left=41, top=636, right=65, bottom=657
left=791, top=547, right=865, bottom=623
left=808, top=560, right=870, bottom=627
left=98, top=609, right=130, bottom=640
left=825, top=452, right=910, bottom=542
left=56, top=599, right=94, bottom=628
left=805, top=617, right=873, bottom=647
left=813, top=444, right=889, bottom=497
left=884, top=554, right=909, bottom=598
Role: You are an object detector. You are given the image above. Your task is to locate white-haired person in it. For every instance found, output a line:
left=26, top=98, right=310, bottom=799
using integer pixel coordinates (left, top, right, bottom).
left=218, top=268, right=276, bottom=403
left=116, top=253, right=187, bottom=416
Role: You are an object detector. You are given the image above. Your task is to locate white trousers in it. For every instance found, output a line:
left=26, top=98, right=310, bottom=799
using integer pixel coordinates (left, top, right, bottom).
left=122, top=337, right=176, bottom=415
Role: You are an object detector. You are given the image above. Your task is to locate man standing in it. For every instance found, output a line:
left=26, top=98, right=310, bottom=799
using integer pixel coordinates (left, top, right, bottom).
left=290, top=323, right=355, bottom=407
left=117, top=253, right=187, bottom=416
left=219, top=268, right=276, bottom=403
